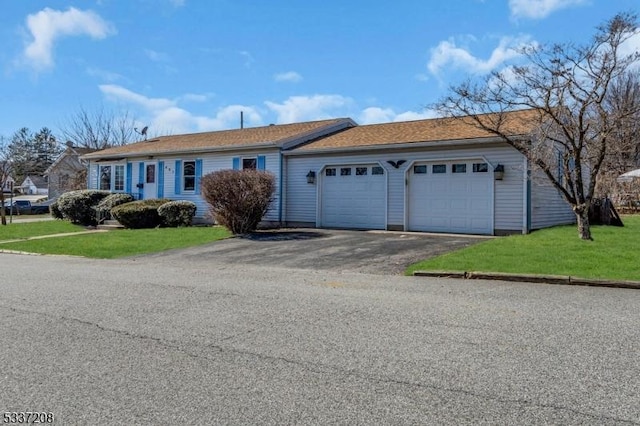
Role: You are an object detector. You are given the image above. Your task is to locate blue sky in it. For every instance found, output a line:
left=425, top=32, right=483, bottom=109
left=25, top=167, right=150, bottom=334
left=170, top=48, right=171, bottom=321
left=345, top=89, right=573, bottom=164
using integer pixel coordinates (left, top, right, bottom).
left=1, top=0, right=638, bottom=139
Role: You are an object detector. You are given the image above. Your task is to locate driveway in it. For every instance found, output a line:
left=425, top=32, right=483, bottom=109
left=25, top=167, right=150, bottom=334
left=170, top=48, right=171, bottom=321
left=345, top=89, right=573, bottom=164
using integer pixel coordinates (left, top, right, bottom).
left=146, top=228, right=489, bottom=274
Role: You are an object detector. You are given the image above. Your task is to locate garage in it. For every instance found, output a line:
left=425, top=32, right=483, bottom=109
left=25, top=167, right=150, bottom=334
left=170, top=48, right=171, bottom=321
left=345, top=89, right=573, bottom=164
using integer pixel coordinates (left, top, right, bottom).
left=320, top=164, right=386, bottom=229
left=407, top=160, right=493, bottom=234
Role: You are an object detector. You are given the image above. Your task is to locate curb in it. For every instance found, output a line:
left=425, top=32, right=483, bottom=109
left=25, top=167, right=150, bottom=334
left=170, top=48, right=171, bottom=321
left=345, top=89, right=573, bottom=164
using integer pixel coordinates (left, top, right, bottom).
left=412, top=270, right=640, bottom=290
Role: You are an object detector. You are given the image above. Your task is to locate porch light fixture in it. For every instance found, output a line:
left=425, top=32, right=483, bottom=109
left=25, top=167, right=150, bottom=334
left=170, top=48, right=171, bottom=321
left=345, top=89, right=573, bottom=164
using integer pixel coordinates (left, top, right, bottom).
left=494, top=164, right=505, bottom=180
left=306, top=170, right=316, bottom=184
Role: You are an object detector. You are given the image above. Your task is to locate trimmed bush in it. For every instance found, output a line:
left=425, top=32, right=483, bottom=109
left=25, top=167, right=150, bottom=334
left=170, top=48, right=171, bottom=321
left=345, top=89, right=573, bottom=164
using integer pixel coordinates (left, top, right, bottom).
left=201, top=169, right=275, bottom=234
left=158, top=200, right=197, bottom=227
left=56, top=190, right=111, bottom=226
left=111, top=199, right=171, bottom=229
left=50, top=200, right=64, bottom=220
left=96, top=193, right=135, bottom=221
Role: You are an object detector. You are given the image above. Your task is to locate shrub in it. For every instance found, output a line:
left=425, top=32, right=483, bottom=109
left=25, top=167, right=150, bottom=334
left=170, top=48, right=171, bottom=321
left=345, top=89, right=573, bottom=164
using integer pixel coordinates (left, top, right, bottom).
left=50, top=200, right=64, bottom=220
left=158, top=200, right=197, bottom=227
left=111, top=199, right=171, bottom=229
left=56, top=190, right=111, bottom=225
left=201, top=169, right=275, bottom=234
left=96, top=193, right=135, bottom=221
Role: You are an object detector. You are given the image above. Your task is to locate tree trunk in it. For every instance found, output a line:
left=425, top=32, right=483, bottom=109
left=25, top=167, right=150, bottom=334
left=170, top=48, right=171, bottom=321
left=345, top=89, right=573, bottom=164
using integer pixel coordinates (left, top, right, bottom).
left=0, top=192, right=5, bottom=226
left=574, top=206, right=592, bottom=240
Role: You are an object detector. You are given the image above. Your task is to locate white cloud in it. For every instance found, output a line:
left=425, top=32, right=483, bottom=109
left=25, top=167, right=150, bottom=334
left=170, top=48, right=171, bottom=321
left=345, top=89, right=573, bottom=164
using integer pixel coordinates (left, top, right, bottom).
left=359, top=107, right=438, bottom=124
left=21, top=7, right=115, bottom=71
left=428, top=35, right=533, bottom=76
left=274, top=71, right=303, bottom=83
left=509, top=0, right=586, bottom=20
left=265, top=95, right=354, bottom=124
left=144, top=49, right=170, bottom=62
left=86, top=67, right=125, bottom=82
left=98, top=84, right=262, bottom=134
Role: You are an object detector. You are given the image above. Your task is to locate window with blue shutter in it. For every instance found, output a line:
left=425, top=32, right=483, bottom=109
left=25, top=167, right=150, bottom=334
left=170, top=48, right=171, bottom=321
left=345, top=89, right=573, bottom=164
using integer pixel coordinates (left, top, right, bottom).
left=257, top=155, right=266, bottom=170
left=174, top=160, right=182, bottom=195
left=195, top=159, right=203, bottom=194
left=232, top=157, right=240, bottom=170
left=157, top=161, right=164, bottom=198
left=125, top=162, right=132, bottom=193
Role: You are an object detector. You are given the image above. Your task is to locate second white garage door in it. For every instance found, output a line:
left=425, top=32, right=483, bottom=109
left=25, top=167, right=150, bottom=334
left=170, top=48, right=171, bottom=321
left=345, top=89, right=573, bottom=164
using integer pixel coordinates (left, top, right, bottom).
left=320, top=164, right=386, bottom=229
left=408, top=160, right=493, bottom=234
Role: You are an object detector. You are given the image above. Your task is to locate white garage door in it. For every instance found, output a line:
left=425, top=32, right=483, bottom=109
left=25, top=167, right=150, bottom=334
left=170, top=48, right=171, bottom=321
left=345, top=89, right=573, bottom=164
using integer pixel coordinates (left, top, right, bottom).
left=321, top=164, right=386, bottom=229
left=408, top=161, right=493, bottom=234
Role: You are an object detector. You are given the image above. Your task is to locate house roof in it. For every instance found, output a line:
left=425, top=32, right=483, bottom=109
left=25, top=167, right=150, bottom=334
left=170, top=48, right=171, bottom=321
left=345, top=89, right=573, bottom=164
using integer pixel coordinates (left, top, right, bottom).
left=82, top=118, right=355, bottom=160
left=292, top=109, right=540, bottom=152
left=45, top=146, right=98, bottom=174
left=23, top=175, right=47, bottom=187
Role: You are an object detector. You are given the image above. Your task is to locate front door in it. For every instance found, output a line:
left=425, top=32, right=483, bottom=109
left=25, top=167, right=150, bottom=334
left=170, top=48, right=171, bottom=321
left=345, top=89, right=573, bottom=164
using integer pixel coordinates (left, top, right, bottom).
left=143, top=162, right=157, bottom=199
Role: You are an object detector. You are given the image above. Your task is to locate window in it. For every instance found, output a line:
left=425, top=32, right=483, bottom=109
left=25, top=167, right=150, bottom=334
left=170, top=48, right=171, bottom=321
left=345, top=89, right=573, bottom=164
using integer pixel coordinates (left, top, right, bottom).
left=325, top=168, right=336, bottom=176
left=58, top=174, right=69, bottom=190
left=356, top=167, right=368, bottom=176
left=340, top=167, right=351, bottom=176
left=183, top=161, right=196, bottom=191
left=242, top=158, right=257, bottom=170
left=452, top=164, right=467, bottom=173
left=99, top=166, right=111, bottom=190
left=473, top=163, right=488, bottom=173
left=115, top=165, right=125, bottom=191
left=413, top=165, right=427, bottom=174
left=146, top=164, right=155, bottom=183
left=432, top=164, right=446, bottom=174
left=372, top=166, right=384, bottom=175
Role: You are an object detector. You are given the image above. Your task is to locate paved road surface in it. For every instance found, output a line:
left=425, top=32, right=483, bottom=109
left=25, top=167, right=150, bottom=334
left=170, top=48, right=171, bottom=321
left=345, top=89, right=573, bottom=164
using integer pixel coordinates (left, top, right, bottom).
left=1, top=253, right=639, bottom=425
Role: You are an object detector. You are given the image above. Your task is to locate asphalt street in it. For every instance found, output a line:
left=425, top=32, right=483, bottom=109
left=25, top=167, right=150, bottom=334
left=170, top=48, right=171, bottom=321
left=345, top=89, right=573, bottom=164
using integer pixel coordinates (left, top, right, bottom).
left=1, top=252, right=639, bottom=425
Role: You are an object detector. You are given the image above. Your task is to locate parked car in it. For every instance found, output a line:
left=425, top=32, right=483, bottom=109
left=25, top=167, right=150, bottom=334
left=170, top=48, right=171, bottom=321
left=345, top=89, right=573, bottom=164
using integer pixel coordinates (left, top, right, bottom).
left=1, top=199, right=50, bottom=215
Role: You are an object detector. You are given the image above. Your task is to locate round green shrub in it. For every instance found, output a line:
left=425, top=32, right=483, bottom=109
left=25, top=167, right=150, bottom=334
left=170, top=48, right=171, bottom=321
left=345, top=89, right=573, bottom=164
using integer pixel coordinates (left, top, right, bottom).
left=111, top=199, right=171, bottom=229
left=56, top=190, right=111, bottom=225
left=49, top=200, right=64, bottom=220
left=158, top=200, right=197, bottom=227
left=96, top=193, right=135, bottom=220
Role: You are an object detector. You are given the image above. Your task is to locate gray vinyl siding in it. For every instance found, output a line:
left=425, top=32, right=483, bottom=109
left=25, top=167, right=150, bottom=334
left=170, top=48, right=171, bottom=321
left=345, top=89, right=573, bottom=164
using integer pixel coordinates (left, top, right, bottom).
left=285, top=144, right=526, bottom=232
left=530, top=169, right=575, bottom=229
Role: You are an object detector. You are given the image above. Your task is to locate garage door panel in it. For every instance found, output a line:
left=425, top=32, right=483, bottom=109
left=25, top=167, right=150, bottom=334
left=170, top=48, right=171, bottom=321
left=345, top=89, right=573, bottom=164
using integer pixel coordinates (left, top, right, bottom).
left=321, top=164, right=386, bottom=229
left=408, top=161, right=492, bottom=235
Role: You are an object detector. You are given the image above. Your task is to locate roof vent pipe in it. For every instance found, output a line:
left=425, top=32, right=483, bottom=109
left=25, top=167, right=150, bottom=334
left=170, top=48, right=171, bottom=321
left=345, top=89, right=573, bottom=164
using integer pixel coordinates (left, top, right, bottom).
left=240, top=111, right=244, bottom=129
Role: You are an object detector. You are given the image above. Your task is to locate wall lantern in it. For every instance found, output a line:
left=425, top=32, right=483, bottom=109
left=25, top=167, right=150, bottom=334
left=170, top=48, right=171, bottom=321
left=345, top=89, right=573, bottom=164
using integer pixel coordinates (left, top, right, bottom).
left=494, top=164, right=505, bottom=180
left=306, top=170, right=316, bottom=184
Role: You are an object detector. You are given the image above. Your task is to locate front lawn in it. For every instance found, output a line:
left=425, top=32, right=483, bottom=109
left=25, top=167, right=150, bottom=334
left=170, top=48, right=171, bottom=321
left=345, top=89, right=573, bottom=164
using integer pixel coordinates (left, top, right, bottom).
left=406, top=216, right=640, bottom=281
left=0, top=220, right=85, bottom=241
left=0, top=226, right=231, bottom=258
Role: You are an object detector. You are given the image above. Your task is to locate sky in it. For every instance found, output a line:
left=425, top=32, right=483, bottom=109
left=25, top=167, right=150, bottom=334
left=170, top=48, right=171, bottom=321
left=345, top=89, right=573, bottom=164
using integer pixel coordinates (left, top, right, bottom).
left=1, top=0, right=639, bottom=139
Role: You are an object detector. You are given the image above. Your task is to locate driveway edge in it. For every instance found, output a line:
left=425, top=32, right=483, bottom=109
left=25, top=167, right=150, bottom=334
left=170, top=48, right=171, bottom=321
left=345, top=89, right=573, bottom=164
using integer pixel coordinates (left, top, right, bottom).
left=413, top=270, right=640, bottom=289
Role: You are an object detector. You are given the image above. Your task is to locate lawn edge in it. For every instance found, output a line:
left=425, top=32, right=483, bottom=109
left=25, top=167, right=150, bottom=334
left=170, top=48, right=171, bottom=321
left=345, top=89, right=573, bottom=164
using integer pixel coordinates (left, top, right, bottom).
left=412, top=270, right=640, bottom=289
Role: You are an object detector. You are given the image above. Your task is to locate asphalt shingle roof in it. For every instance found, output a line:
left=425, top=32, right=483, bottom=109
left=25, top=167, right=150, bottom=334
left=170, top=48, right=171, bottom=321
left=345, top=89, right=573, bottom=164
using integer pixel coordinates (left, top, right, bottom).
left=293, top=109, right=540, bottom=151
left=83, top=118, right=352, bottom=159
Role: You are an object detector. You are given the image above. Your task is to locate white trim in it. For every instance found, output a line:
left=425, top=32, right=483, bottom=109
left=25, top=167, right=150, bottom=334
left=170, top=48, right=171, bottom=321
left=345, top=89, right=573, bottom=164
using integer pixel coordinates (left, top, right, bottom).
left=403, top=155, right=495, bottom=234
left=315, top=160, right=388, bottom=229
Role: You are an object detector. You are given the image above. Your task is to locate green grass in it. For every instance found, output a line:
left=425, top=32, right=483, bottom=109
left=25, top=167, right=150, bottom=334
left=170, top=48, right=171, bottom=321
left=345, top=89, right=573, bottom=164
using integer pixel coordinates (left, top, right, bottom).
left=0, top=220, right=85, bottom=241
left=406, top=216, right=640, bottom=281
left=0, top=226, right=231, bottom=258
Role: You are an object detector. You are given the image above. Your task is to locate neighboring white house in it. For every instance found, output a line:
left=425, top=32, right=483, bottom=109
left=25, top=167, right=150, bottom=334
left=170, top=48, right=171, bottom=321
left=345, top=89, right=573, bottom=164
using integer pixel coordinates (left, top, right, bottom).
left=2, top=175, right=15, bottom=193
left=82, top=111, right=575, bottom=235
left=20, top=175, right=48, bottom=196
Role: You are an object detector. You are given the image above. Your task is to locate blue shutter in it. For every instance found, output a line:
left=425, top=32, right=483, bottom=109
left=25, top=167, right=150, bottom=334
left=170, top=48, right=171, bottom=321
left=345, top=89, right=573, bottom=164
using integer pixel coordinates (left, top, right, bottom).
left=195, top=159, right=203, bottom=195
left=174, top=160, right=182, bottom=195
left=232, top=157, right=240, bottom=170
left=157, top=161, right=164, bottom=198
left=138, top=162, right=144, bottom=200
left=257, top=155, right=266, bottom=170
left=125, top=162, right=132, bottom=193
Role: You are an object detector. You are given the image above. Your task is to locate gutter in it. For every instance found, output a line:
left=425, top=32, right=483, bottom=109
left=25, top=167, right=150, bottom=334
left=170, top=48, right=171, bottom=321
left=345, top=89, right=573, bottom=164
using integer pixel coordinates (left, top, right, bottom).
left=282, top=135, right=527, bottom=156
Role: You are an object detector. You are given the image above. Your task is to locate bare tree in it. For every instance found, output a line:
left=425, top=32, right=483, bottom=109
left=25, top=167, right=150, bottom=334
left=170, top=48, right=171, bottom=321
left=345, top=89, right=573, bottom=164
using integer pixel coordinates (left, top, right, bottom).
left=59, top=106, right=137, bottom=150
left=0, top=137, right=14, bottom=225
left=435, top=12, right=640, bottom=240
